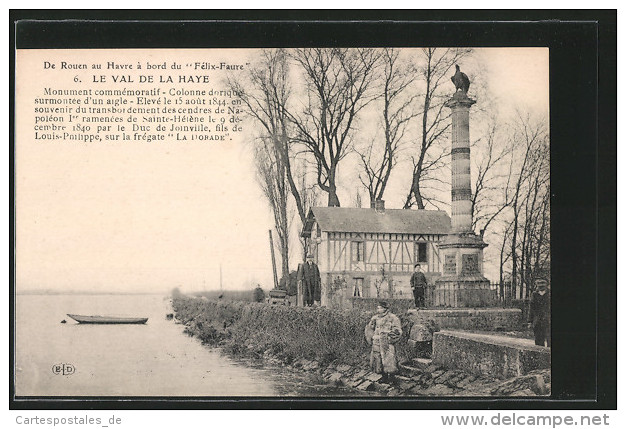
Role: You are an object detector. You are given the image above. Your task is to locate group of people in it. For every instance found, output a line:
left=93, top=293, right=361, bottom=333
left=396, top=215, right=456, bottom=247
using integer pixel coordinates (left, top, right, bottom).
left=366, top=277, right=551, bottom=383
left=298, top=257, right=428, bottom=308
left=296, top=254, right=550, bottom=382
left=410, top=262, right=551, bottom=348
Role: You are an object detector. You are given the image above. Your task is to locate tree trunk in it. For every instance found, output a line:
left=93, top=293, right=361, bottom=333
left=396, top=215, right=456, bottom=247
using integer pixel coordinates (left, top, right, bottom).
left=404, top=173, right=425, bottom=209
left=413, top=181, right=425, bottom=210
left=327, top=188, right=340, bottom=207
left=499, top=236, right=506, bottom=301
left=279, top=200, right=290, bottom=284
left=326, top=168, right=340, bottom=207
left=511, top=202, right=519, bottom=299
left=281, top=244, right=289, bottom=291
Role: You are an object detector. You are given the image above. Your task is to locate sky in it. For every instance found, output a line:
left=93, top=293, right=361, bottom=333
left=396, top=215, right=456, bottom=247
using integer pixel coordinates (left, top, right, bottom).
left=15, top=48, right=549, bottom=294
left=477, top=48, right=549, bottom=116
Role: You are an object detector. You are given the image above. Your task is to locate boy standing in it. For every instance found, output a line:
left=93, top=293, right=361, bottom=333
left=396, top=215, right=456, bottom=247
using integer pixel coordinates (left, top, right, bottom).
left=410, top=263, right=427, bottom=308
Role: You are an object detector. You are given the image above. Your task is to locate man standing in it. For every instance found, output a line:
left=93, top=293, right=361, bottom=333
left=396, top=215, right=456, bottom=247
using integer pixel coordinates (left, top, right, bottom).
left=410, top=263, right=427, bottom=308
left=528, top=278, right=551, bottom=347
left=366, top=300, right=402, bottom=383
left=297, top=254, right=321, bottom=306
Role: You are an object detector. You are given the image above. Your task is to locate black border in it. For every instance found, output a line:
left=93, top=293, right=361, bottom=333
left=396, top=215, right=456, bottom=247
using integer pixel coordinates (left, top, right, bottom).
left=9, top=10, right=617, bottom=410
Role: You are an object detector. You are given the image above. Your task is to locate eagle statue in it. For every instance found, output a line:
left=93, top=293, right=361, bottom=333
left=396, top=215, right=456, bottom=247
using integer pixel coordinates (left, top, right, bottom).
left=451, top=64, right=470, bottom=94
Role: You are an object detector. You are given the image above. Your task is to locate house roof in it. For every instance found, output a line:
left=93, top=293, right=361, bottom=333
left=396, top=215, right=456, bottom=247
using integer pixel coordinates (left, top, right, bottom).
left=303, top=207, right=451, bottom=236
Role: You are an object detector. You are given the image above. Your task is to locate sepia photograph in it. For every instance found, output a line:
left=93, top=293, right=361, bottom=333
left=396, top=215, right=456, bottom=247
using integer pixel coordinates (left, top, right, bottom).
left=10, top=12, right=614, bottom=413
left=15, top=45, right=551, bottom=398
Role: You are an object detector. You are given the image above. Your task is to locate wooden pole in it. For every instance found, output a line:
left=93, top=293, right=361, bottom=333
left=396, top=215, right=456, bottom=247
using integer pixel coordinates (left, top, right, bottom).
left=269, top=230, right=279, bottom=290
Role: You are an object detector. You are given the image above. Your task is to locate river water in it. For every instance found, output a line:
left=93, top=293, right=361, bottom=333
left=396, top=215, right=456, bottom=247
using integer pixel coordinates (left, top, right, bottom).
left=15, top=294, right=356, bottom=397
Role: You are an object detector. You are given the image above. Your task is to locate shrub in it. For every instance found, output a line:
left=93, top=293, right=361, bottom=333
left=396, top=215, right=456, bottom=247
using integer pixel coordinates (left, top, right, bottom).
left=172, top=297, right=399, bottom=367
left=192, top=289, right=259, bottom=302
left=252, top=286, right=266, bottom=302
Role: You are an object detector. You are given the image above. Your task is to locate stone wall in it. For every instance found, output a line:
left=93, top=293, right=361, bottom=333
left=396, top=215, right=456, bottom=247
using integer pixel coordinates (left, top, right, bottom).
left=347, top=297, right=415, bottom=313
left=432, top=330, right=551, bottom=379
left=511, top=299, right=530, bottom=322
left=408, top=308, right=522, bottom=331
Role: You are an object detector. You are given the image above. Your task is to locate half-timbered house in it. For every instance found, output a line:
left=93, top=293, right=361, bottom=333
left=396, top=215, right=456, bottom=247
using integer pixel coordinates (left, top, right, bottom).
left=301, top=202, right=451, bottom=308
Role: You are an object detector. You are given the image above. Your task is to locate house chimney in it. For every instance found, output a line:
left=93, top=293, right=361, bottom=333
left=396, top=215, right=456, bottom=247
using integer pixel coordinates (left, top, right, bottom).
left=372, top=199, right=385, bottom=213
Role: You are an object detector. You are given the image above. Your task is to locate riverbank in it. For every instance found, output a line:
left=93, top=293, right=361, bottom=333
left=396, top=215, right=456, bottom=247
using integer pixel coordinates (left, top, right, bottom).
left=172, top=297, right=376, bottom=367
left=172, top=297, right=550, bottom=397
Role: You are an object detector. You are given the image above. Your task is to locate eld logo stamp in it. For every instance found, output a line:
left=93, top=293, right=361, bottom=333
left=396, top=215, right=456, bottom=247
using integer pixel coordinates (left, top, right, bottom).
left=51, top=363, right=75, bottom=376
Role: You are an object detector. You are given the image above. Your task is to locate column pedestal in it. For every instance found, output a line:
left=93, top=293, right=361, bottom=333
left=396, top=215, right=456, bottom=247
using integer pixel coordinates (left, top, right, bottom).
left=434, top=232, right=492, bottom=307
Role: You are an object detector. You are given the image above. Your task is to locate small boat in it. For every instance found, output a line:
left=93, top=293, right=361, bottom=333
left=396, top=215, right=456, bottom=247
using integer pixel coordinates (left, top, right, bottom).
left=67, top=314, right=148, bottom=324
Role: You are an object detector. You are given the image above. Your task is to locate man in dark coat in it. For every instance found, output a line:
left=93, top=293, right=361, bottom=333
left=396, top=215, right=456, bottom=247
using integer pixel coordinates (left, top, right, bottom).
left=297, top=254, right=321, bottom=306
left=410, top=263, right=427, bottom=308
left=528, top=278, right=551, bottom=347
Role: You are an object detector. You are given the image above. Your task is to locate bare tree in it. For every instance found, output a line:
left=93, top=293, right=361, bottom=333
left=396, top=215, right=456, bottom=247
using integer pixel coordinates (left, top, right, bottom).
left=501, top=113, right=550, bottom=298
left=353, top=189, right=363, bottom=208
left=404, top=48, right=472, bottom=209
left=229, top=49, right=307, bottom=226
left=288, top=48, right=381, bottom=207
left=255, top=138, right=291, bottom=284
left=518, top=140, right=550, bottom=297
left=498, top=222, right=514, bottom=300
left=357, top=48, right=418, bottom=207
left=471, top=120, right=516, bottom=235
left=228, top=49, right=303, bottom=282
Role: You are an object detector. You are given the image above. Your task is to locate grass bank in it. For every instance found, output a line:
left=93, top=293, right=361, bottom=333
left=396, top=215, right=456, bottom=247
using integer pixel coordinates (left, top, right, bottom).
left=172, top=297, right=414, bottom=367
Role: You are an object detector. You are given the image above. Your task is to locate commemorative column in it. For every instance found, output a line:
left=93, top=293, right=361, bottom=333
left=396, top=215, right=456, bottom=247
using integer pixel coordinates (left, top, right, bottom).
left=434, top=70, right=491, bottom=307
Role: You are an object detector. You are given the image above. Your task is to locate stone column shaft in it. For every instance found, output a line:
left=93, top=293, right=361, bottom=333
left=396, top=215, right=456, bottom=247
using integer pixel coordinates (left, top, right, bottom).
left=446, top=94, right=476, bottom=233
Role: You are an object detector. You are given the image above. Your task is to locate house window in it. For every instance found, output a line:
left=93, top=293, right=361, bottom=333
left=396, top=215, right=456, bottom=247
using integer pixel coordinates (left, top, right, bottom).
left=353, top=278, right=364, bottom=297
left=352, top=241, right=365, bottom=262
left=415, top=242, right=427, bottom=263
